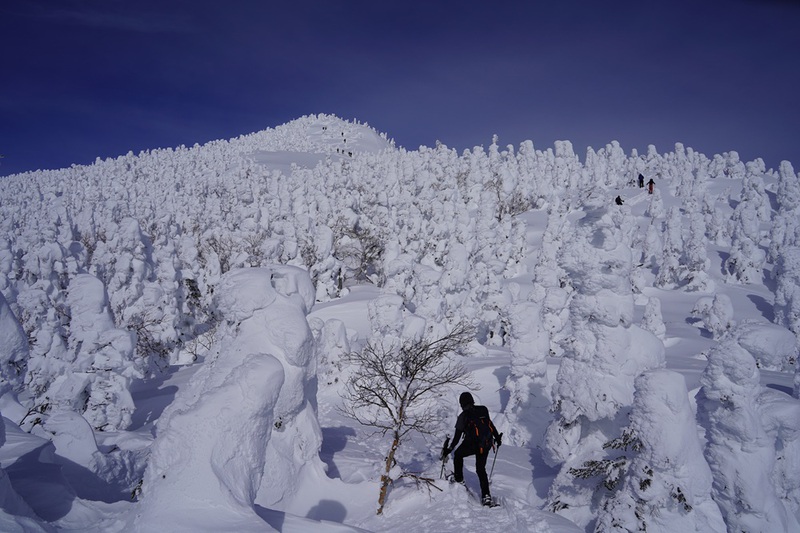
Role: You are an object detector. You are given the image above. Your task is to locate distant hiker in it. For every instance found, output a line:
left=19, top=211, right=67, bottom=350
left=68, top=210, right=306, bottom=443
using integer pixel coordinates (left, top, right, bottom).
left=638, top=173, right=645, bottom=188
left=647, top=178, right=655, bottom=194
left=444, top=392, right=502, bottom=506
left=615, top=195, right=624, bottom=206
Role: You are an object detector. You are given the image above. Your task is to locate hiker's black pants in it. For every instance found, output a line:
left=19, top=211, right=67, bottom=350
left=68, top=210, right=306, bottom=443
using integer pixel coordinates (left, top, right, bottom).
left=453, top=442, right=490, bottom=498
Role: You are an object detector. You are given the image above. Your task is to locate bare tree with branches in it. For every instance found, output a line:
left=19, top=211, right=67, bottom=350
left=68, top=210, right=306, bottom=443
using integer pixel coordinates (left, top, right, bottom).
left=340, top=322, right=476, bottom=515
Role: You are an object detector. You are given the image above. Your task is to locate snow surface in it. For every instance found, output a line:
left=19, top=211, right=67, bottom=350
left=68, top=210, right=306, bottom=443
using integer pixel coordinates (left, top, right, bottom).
left=0, top=114, right=798, bottom=532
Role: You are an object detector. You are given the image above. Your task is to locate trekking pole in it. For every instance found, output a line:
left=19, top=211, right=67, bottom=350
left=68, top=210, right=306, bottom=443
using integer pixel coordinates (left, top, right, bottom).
left=439, top=435, right=450, bottom=480
left=489, top=433, right=502, bottom=483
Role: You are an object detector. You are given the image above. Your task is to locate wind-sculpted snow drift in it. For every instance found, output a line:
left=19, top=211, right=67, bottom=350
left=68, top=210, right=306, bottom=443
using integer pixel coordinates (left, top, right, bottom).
left=134, top=266, right=322, bottom=532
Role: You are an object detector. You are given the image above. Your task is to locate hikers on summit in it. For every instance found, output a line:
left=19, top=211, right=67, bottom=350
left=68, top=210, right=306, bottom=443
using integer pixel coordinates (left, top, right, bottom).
left=615, top=195, right=624, bottom=206
left=444, top=392, right=502, bottom=506
left=647, top=177, right=655, bottom=194
left=638, top=173, right=645, bottom=188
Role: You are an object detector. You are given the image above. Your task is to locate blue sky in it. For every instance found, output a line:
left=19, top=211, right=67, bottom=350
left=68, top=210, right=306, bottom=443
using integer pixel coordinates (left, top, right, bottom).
left=1, top=0, right=798, bottom=176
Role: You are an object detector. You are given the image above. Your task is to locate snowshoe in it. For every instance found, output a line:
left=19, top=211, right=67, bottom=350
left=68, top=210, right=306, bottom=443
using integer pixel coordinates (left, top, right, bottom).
left=482, top=494, right=501, bottom=508
left=446, top=473, right=465, bottom=486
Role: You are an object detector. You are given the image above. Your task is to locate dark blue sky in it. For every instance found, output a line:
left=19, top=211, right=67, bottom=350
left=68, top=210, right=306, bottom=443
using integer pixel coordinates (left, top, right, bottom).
left=2, top=0, right=798, bottom=176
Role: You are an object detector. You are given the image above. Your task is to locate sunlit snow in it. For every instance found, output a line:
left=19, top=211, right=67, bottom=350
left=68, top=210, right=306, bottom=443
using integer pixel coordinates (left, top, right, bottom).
left=1, top=114, right=799, bottom=532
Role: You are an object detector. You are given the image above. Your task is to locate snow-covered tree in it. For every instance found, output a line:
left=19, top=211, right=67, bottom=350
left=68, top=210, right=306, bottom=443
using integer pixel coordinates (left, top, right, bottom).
left=543, top=202, right=664, bottom=529
left=639, top=221, right=662, bottom=271
left=691, top=294, right=735, bottom=339
left=769, top=162, right=800, bottom=266
left=774, top=246, right=800, bottom=339
left=0, top=291, right=28, bottom=393
left=655, top=207, right=685, bottom=288
left=137, top=266, right=323, bottom=530
left=742, top=159, right=771, bottom=224
left=684, top=209, right=714, bottom=292
left=734, top=320, right=797, bottom=372
left=641, top=296, right=666, bottom=340
left=594, top=369, right=726, bottom=532
left=645, top=187, right=665, bottom=219
left=725, top=194, right=765, bottom=284
left=504, top=283, right=550, bottom=446
left=776, top=161, right=800, bottom=213
left=309, top=317, right=351, bottom=389
left=696, top=337, right=800, bottom=532
left=43, top=274, right=138, bottom=431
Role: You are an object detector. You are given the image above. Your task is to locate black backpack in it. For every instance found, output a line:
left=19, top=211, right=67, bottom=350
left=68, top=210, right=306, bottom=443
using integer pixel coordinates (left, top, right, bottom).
left=465, top=406, right=495, bottom=454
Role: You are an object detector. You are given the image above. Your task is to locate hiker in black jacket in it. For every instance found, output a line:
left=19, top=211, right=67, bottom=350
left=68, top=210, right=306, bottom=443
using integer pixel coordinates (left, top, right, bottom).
left=444, top=392, right=501, bottom=506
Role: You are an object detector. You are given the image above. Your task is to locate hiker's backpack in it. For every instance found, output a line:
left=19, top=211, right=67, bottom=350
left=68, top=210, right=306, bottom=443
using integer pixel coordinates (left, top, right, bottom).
left=465, top=407, right=495, bottom=454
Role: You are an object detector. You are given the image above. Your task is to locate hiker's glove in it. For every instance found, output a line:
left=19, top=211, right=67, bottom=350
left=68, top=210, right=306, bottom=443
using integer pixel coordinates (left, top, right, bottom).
left=495, top=433, right=503, bottom=447
left=442, top=447, right=452, bottom=459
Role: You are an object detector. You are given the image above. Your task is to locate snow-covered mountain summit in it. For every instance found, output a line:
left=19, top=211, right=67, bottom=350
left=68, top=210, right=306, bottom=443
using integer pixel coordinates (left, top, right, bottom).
left=235, top=114, right=393, bottom=157
left=0, top=116, right=799, bottom=532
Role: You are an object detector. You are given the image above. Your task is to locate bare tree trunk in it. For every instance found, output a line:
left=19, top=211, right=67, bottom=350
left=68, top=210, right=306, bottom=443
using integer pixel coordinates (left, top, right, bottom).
left=377, top=431, right=400, bottom=515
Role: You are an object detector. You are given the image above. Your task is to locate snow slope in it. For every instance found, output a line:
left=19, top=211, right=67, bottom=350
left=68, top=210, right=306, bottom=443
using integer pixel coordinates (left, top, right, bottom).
left=0, top=115, right=798, bottom=532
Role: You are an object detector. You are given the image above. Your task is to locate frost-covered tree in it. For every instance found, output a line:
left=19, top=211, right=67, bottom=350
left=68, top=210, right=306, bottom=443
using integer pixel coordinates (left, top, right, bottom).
left=721, top=151, right=746, bottom=180
left=639, top=220, right=662, bottom=271
left=531, top=210, right=573, bottom=355
left=543, top=202, right=664, bottom=529
left=759, top=387, right=800, bottom=520
left=43, top=274, right=138, bottom=431
left=774, top=246, right=800, bottom=338
left=769, top=162, right=800, bottom=266
left=594, top=370, right=726, bottom=533
left=776, top=161, right=800, bottom=213
left=504, top=283, right=550, bottom=446
left=645, top=186, right=665, bottom=219
left=734, top=320, right=797, bottom=372
left=691, top=294, right=735, bottom=339
left=641, top=296, right=666, bottom=340
left=696, top=337, right=800, bottom=532
left=655, top=207, right=685, bottom=288
left=137, top=266, right=323, bottom=530
left=17, top=242, right=75, bottom=403
left=742, top=159, right=772, bottom=224
left=725, top=194, right=765, bottom=284
left=684, top=209, right=713, bottom=292
left=796, top=364, right=800, bottom=400
left=309, top=317, right=351, bottom=389
left=703, top=192, right=730, bottom=247
left=0, top=291, right=28, bottom=393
